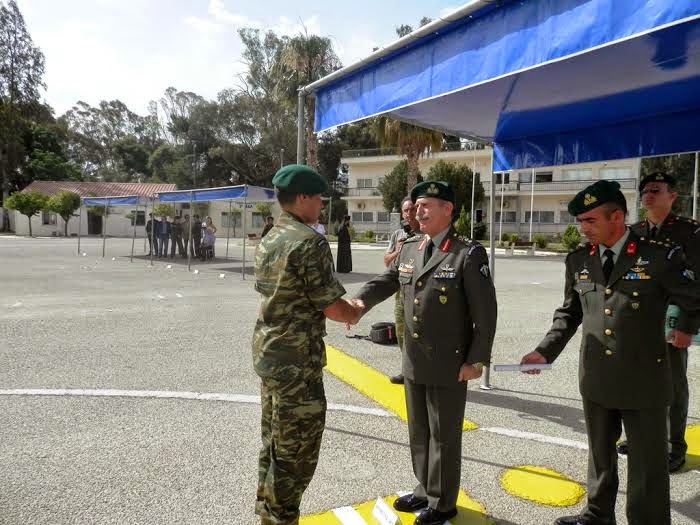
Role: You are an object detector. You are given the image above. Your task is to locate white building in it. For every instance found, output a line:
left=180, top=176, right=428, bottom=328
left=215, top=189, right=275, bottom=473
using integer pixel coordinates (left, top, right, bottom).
left=341, top=145, right=640, bottom=238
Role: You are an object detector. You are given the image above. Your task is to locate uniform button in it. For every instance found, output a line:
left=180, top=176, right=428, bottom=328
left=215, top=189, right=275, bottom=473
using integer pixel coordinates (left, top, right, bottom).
left=417, top=281, right=423, bottom=287
left=412, top=332, right=419, bottom=339
left=414, top=298, right=420, bottom=305
left=604, top=328, right=612, bottom=336
left=605, top=349, right=613, bottom=356
left=605, top=288, right=612, bottom=295
left=656, top=358, right=662, bottom=363
left=412, top=316, right=418, bottom=322
left=632, top=291, right=639, bottom=297
left=604, top=308, right=612, bottom=315
left=441, top=286, right=446, bottom=292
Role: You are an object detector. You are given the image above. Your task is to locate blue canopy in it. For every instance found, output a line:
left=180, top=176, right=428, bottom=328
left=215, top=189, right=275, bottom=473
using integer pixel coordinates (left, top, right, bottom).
left=313, top=0, right=700, bottom=171
left=82, top=195, right=141, bottom=206
left=155, top=184, right=275, bottom=203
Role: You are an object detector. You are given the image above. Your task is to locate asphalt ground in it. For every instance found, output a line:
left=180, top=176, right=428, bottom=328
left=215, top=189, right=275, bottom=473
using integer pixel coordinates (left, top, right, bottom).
left=0, top=236, right=698, bottom=525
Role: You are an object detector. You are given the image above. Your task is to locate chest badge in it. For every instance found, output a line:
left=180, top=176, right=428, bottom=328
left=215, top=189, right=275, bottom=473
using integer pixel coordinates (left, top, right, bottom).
left=439, top=295, right=448, bottom=304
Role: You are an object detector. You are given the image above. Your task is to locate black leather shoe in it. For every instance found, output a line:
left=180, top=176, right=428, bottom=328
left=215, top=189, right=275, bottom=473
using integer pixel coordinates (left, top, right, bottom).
left=616, top=441, right=629, bottom=455
left=392, top=494, right=428, bottom=513
left=669, top=454, right=686, bottom=473
left=555, top=515, right=611, bottom=525
left=389, top=373, right=404, bottom=384
left=415, top=507, right=457, bottom=525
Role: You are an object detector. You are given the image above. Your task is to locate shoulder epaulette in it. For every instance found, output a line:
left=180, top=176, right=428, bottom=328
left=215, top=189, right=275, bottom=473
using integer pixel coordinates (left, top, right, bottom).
left=404, top=234, right=423, bottom=244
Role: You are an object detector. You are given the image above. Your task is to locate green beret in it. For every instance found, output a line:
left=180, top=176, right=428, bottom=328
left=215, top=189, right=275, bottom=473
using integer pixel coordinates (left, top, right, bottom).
left=568, top=180, right=627, bottom=216
left=272, top=164, right=328, bottom=195
left=639, top=172, right=676, bottom=193
left=410, top=180, right=455, bottom=205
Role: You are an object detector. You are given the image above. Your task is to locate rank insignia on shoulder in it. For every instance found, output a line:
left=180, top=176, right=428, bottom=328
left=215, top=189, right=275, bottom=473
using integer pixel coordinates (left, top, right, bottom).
left=682, top=269, right=696, bottom=281
left=316, top=238, right=328, bottom=249
left=479, top=263, right=490, bottom=278
left=667, top=246, right=682, bottom=260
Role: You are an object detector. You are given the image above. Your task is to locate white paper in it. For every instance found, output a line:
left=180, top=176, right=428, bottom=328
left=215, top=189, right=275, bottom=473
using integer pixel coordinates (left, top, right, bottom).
left=493, top=363, right=552, bottom=372
left=371, top=498, right=399, bottom=525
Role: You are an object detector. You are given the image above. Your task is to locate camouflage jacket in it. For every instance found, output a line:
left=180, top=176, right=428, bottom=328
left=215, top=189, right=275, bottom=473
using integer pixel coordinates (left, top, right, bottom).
left=252, top=211, right=346, bottom=379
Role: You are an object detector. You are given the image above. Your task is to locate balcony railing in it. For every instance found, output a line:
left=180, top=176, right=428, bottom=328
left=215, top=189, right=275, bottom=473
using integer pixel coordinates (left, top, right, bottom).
left=483, top=178, right=637, bottom=193
left=345, top=187, right=382, bottom=197
left=342, top=141, right=488, bottom=158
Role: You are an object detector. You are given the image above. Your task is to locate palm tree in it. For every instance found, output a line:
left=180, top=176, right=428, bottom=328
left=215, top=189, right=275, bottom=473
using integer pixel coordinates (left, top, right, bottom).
left=280, top=30, right=341, bottom=170
left=375, top=117, right=444, bottom=192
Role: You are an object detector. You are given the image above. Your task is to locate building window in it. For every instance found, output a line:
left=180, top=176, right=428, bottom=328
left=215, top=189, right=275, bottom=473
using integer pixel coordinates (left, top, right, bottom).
left=535, top=171, right=553, bottom=183
left=357, top=178, right=373, bottom=188
left=600, top=167, right=632, bottom=180
left=351, top=212, right=374, bottom=222
left=559, top=210, right=576, bottom=223
left=251, top=212, right=265, bottom=229
left=495, top=211, right=516, bottom=223
left=495, top=173, right=510, bottom=185
left=221, top=212, right=242, bottom=228
left=129, top=210, right=146, bottom=226
left=42, top=211, right=57, bottom=225
left=562, top=169, right=592, bottom=181
left=377, top=212, right=390, bottom=223
left=518, top=171, right=532, bottom=183
left=524, top=211, right=555, bottom=224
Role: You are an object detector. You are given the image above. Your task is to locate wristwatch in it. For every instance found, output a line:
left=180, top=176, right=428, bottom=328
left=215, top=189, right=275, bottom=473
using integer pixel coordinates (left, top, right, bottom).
left=471, top=362, right=485, bottom=371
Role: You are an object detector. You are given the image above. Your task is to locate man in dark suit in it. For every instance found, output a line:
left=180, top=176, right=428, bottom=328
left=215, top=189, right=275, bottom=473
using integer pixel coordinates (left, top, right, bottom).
left=521, top=180, right=700, bottom=525
left=616, top=172, right=700, bottom=472
left=353, top=181, right=497, bottom=525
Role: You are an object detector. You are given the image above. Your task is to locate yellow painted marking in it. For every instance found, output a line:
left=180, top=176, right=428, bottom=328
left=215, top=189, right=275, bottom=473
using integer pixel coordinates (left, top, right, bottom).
left=682, top=423, right=699, bottom=471
left=500, top=465, right=585, bottom=507
left=301, top=490, right=494, bottom=524
left=325, top=345, right=478, bottom=431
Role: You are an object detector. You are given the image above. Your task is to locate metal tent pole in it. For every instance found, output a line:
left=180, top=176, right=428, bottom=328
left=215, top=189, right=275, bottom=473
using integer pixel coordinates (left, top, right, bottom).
left=498, top=175, right=505, bottom=249
left=77, top=205, right=82, bottom=255
left=470, top=142, right=476, bottom=238
left=482, top=146, right=496, bottom=391
left=297, top=90, right=305, bottom=164
left=187, top=192, right=193, bottom=271
left=226, top=200, right=232, bottom=260
left=150, top=199, right=155, bottom=267
left=102, top=201, right=107, bottom=257
left=693, top=152, right=699, bottom=220
left=242, top=191, right=248, bottom=280
left=529, top=168, right=535, bottom=241
left=130, top=203, right=137, bottom=263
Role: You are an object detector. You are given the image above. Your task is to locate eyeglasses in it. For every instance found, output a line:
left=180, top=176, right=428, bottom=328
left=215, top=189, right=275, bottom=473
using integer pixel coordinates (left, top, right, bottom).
left=641, top=188, right=662, bottom=195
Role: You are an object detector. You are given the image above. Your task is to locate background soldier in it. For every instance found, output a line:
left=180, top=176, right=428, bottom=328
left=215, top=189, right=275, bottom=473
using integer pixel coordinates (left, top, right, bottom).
left=354, top=181, right=497, bottom=525
left=616, top=172, right=700, bottom=472
left=521, top=180, right=700, bottom=525
left=383, top=196, right=420, bottom=384
left=252, top=164, right=363, bottom=525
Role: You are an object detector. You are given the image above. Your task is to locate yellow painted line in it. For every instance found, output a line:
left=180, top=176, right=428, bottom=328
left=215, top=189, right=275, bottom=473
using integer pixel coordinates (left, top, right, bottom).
left=682, top=423, right=699, bottom=471
left=500, top=465, right=585, bottom=507
left=325, top=345, right=478, bottom=431
left=301, top=490, right=494, bottom=524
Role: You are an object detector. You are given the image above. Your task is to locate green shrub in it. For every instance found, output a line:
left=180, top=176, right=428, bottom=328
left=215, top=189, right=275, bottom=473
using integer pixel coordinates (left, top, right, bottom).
left=562, top=224, right=582, bottom=250
left=454, top=205, right=470, bottom=237
left=533, top=234, right=549, bottom=249
left=500, top=232, right=510, bottom=243
left=509, top=233, right=520, bottom=243
left=364, top=229, right=375, bottom=240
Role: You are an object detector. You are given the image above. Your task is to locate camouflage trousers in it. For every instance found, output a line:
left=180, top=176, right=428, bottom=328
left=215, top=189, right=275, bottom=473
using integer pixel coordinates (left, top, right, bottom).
left=256, top=368, right=326, bottom=525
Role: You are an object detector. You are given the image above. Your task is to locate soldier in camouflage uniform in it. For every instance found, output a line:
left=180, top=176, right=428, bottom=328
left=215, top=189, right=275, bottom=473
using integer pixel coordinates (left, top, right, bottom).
left=384, top=196, right=420, bottom=384
left=252, top=164, right=364, bottom=525
left=521, top=180, right=700, bottom=525
left=616, top=172, right=700, bottom=472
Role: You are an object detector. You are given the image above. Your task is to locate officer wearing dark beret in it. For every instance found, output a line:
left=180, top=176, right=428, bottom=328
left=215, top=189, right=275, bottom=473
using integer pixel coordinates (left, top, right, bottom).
left=616, top=172, right=700, bottom=472
left=353, top=180, right=497, bottom=525
left=521, top=180, right=700, bottom=525
left=253, top=164, right=363, bottom=525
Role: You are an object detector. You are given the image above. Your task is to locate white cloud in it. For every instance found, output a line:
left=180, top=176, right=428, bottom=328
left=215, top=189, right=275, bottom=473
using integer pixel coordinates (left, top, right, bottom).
left=208, top=0, right=260, bottom=28
left=184, top=15, right=225, bottom=34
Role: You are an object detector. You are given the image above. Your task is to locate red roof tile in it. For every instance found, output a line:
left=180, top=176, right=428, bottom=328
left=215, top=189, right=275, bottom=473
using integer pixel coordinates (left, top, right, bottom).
left=21, top=181, right=177, bottom=199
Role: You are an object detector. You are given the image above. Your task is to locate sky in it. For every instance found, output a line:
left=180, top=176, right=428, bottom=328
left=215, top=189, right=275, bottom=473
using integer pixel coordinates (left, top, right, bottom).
left=15, top=0, right=462, bottom=117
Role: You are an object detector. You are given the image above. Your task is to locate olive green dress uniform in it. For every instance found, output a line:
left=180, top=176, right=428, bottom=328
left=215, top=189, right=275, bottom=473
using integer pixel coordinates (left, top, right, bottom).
left=535, top=230, right=700, bottom=525
left=630, top=213, right=700, bottom=463
left=252, top=165, right=346, bottom=525
left=355, top=226, right=497, bottom=512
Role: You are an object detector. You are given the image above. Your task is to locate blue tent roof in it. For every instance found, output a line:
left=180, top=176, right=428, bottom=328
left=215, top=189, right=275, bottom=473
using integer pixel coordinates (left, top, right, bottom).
left=82, top=196, right=141, bottom=206
left=154, top=184, right=275, bottom=203
left=313, top=0, right=700, bottom=171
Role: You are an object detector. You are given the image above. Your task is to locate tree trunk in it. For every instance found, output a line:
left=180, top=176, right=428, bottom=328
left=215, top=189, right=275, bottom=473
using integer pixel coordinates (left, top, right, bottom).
left=26, top=214, right=32, bottom=237
left=305, top=98, right=318, bottom=170
left=64, top=216, right=70, bottom=237
left=406, top=149, right=420, bottom=193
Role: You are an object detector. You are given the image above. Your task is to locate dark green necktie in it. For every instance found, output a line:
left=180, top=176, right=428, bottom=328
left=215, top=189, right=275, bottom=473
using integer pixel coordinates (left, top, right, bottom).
left=424, top=239, right=434, bottom=265
left=649, top=225, right=657, bottom=238
left=602, top=249, right=615, bottom=283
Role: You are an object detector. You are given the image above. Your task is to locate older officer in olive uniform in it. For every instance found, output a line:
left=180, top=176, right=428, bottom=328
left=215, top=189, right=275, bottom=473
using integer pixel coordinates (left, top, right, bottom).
left=252, top=164, right=363, bottom=525
left=354, top=181, right=497, bottom=525
left=616, top=172, right=700, bottom=472
left=521, top=180, right=700, bottom=525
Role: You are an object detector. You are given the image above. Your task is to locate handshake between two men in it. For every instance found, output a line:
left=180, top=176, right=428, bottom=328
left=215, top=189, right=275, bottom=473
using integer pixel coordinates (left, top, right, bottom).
left=323, top=297, right=366, bottom=327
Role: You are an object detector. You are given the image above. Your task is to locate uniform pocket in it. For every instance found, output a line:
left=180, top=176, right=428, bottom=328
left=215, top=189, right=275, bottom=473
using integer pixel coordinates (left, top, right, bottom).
left=398, top=273, right=413, bottom=285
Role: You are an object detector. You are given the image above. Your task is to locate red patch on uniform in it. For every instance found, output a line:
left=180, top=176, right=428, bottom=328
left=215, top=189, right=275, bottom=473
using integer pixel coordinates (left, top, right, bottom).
left=439, top=238, right=452, bottom=252
left=667, top=218, right=675, bottom=225
left=625, top=241, right=637, bottom=255
left=589, top=244, right=597, bottom=256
